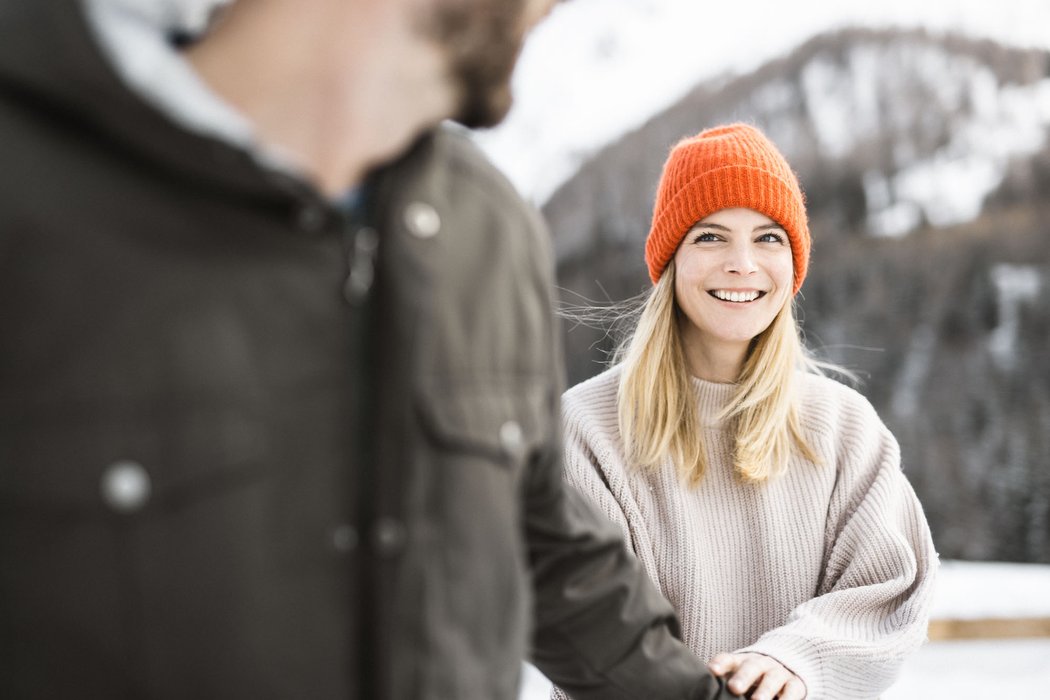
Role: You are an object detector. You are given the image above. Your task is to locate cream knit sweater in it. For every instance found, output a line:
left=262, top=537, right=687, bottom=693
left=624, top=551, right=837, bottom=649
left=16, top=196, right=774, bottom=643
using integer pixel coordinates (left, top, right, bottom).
left=551, top=366, right=937, bottom=700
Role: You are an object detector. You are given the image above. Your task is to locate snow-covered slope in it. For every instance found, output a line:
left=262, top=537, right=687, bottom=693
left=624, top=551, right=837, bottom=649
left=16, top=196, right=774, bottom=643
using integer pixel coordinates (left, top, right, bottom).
left=475, top=0, right=1050, bottom=205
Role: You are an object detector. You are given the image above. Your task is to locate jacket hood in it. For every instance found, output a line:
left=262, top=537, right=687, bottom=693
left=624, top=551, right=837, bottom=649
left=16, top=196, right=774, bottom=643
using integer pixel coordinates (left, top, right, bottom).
left=85, top=0, right=229, bottom=35
left=0, top=0, right=296, bottom=199
left=80, top=0, right=256, bottom=153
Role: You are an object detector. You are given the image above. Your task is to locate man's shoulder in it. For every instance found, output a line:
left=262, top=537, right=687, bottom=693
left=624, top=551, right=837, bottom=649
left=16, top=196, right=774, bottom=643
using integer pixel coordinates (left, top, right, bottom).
left=382, top=124, right=545, bottom=243
left=433, top=125, right=511, bottom=183
left=420, top=125, right=527, bottom=206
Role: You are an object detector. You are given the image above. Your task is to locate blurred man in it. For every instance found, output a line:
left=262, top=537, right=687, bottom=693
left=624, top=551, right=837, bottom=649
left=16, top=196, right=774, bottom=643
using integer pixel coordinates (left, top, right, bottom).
left=0, top=1, right=734, bottom=698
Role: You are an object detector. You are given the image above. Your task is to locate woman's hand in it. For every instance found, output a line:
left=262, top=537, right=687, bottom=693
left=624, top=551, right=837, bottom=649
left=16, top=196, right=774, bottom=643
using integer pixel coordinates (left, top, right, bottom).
left=708, top=652, right=806, bottom=700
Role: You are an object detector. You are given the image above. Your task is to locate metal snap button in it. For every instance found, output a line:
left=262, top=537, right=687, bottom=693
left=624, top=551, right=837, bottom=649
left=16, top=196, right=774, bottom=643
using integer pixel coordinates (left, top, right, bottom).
left=371, top=517, right=408, bottom=556
left=499, top=420, right=525, bottom=460
left=403, top=201, right=441, bottom=239
left=100, top=460, right=152, bottom=514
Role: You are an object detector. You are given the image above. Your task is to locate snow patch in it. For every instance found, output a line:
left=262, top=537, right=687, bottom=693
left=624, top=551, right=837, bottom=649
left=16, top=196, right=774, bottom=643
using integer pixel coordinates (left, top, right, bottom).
left=891, top=324, right=937, bottom=417
left=884, top=638, right=1050, bottom=698
left=801, top=58, right=857, bottom=160
left=988, top=264, right=1041, bottom=370
left=933, top=559, right=1050, bottom=619
left=888, top=153, right=1002, bottom=230
left=866, top=67, right=1050, bottom=236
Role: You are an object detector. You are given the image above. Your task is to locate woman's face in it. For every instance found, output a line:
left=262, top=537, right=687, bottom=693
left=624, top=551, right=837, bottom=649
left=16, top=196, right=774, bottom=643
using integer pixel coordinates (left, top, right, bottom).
left=673, top=207, right=793, bottom=367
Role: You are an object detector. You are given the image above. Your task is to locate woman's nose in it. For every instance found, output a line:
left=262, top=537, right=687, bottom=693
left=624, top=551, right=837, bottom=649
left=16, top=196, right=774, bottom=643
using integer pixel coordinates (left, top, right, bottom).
left=724, top=243, right=758, bottom=274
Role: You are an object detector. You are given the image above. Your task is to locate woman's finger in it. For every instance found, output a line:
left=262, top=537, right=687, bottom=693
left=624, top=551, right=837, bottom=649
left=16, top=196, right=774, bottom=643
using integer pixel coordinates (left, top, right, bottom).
left=725, top=655, right=772, bottom=696
left=747, top=664, right=790, bottom=700
left=780, top=675, right=808, bottom=700
left=707, top=652, right=740, bottom=676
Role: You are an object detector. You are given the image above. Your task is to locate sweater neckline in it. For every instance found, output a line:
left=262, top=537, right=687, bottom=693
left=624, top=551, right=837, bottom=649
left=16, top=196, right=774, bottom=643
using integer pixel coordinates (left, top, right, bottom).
left=688, top=375, right=737, bottom=423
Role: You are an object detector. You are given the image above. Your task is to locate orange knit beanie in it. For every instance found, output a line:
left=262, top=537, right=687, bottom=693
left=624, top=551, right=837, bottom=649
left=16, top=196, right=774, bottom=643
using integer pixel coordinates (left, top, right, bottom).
left=644, top=123, right=810, bottom=295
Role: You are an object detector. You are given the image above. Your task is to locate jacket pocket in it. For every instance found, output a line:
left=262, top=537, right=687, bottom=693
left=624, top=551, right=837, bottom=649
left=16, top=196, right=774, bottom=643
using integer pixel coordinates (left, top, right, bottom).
left=411, top=377, right=546, bottom=687
left=415, top=376, right=550, bottom=471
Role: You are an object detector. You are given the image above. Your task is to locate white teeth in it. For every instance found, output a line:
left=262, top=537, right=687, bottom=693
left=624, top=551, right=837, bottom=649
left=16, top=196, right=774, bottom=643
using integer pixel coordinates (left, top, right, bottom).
left=713, top=290, right=760, bottom=303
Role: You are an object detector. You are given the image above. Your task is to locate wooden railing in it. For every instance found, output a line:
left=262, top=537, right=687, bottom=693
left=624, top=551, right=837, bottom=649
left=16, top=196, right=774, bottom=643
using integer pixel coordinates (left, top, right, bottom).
left=928, top=617, right=1050, bottom=641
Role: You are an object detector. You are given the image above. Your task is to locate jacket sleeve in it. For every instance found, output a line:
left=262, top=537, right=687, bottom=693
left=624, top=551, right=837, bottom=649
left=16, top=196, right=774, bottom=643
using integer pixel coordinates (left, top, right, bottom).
left=737, top=396, right=938, bottom=699
left=547, top=401, right=652, bottom=700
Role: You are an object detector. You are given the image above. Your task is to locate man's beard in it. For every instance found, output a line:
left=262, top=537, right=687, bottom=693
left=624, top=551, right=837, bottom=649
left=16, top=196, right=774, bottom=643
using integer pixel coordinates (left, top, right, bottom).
left=420, top=0, right=528, bottom=129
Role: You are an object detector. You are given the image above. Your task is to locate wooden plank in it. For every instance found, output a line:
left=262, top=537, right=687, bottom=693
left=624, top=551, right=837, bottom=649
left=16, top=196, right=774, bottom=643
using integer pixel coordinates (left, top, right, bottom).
left=928, top=617, right=1050, bottom=641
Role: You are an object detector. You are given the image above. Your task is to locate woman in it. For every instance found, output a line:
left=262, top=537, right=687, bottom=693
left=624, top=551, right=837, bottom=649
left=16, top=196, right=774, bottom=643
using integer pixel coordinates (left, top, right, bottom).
left=554, top=124, right=937, bottom=700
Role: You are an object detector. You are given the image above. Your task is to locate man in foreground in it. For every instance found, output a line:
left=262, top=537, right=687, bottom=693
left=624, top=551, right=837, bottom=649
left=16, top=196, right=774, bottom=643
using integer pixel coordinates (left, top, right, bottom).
left=0, top=1, right=735, bottom=698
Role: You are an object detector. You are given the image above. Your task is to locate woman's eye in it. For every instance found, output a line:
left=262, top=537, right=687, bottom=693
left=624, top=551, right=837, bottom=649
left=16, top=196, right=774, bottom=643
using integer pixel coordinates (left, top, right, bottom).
left=757, top=232, right=785, bottom=244
left=692, top=232, right=720, bottom=243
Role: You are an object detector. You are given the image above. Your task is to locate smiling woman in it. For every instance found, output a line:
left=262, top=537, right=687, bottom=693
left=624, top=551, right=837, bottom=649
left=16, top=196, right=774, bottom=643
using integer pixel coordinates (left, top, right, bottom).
left=551, top=124, right=939, bottom=700
left=620, top=125, right=819, bottom=487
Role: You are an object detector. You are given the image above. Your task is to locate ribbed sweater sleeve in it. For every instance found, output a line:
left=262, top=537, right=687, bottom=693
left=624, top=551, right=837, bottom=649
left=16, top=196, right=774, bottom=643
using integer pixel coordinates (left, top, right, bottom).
left=738, top=390, right=937, bottom=699
left=551, top=366, right=937, bottom=700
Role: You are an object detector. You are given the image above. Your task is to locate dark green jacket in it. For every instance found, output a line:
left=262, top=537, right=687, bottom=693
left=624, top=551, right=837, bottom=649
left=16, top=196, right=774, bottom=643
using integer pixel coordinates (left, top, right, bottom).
left=0, top=2, right=733, bottom=699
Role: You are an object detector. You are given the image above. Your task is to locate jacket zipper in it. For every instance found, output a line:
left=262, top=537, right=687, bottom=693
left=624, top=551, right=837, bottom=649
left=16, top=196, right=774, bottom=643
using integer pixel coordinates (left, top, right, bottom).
left=343, top=210, right=380, bottom=700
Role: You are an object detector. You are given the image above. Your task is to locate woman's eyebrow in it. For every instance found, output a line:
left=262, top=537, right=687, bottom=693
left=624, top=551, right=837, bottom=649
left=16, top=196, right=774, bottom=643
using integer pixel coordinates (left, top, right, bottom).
left=694, top=222, right=784, bottom=232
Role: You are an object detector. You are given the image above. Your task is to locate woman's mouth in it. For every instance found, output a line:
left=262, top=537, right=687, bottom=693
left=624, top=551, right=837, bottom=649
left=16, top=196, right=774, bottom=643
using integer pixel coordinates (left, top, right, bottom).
left=708, top=289, right=765, bottom=303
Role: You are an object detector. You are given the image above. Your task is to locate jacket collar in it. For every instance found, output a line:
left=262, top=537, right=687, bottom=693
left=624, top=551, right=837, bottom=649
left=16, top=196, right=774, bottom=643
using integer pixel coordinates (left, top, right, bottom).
left=80, top=0, right=300, bottom=173
left=0, top=0, right=309, bottom=201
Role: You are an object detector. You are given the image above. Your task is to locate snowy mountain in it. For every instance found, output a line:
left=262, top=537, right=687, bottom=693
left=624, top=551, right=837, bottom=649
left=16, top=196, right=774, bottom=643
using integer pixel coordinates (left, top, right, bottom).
left=785, top=37, right=1050, bottom=236
left=544, top=28, right=1050, bottom=565
left=545, top=28, right=1050, bottom=261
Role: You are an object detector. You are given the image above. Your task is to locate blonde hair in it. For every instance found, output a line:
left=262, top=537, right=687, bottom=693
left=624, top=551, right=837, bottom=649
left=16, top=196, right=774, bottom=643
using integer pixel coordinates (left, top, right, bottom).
left=615, top=260, right=823, bottom=485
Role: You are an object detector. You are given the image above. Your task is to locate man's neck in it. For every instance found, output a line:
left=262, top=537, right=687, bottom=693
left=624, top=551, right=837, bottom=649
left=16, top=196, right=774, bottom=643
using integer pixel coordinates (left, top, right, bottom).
left=183, top=0, right=456, bottom=197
